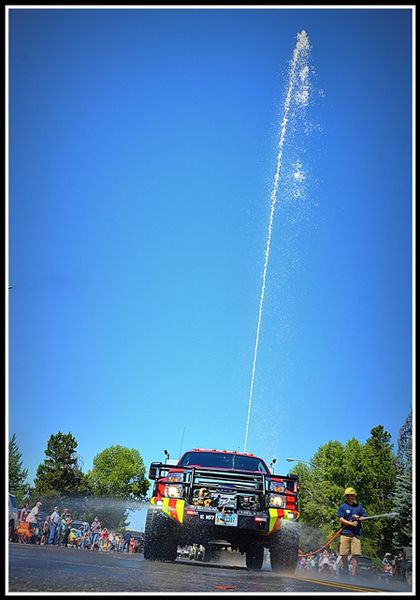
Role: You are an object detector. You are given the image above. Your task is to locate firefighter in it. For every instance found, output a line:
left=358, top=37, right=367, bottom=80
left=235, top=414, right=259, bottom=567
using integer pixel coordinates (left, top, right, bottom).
left=337, top=487, right=367, bottom=577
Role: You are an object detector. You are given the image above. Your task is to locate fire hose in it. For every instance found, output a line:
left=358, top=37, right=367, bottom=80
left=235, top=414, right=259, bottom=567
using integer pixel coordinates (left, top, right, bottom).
left=298, top=527, right=344, bottom=558
left=297, top=512, right=399, bottom=558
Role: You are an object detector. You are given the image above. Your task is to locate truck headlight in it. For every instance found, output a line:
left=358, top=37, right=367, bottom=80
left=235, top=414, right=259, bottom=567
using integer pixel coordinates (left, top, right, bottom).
left=268, top=494, right=286, bottom=508
left=167, top=472, right=184, bottom=483
left=269, top=481, right=286, bottom=494
left=165, top=484, right=183, bottom=498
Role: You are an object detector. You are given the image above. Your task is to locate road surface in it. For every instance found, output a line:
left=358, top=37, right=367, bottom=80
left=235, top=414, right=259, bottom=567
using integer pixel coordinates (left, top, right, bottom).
left=8, top=544, right=411, bottom=594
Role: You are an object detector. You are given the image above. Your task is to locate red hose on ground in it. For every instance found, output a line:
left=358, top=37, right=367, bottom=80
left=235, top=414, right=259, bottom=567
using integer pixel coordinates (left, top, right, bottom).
left=298, top=527, right=344, bottom=558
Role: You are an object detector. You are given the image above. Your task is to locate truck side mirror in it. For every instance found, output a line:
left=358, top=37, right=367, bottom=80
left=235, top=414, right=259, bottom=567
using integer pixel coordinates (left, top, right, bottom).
left=148, top=462, right=162, bottom=480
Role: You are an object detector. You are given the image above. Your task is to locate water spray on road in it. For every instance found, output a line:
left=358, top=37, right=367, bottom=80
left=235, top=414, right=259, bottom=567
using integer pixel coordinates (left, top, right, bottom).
left=244, top=30, right=311, bottom=452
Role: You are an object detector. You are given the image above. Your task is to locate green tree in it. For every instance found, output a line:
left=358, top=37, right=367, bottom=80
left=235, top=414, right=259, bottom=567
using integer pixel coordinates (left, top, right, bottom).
left=364, top=426, right=396, bottom=508
left=86, top=445, right=149, bottom=499
left=361, top=425, right=397, bottom=557
left=32, top=432, right=91, bottom=509
left=289, top=441, right=347, bottom=553
left=9, top=433, right=30, bottom=504
left=395, top=409, right=412, bottom=472
left=78, top=497, right=129, bottom=532
left=84, top=445, right=150, bottom=530
left=291, top=425, right=397, bottom=559
left=392, top=410, right=412, bottom=549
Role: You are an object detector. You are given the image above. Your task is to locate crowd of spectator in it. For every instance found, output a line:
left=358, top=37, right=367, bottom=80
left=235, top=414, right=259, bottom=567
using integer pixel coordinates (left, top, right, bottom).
left=379, top=551, right=411, bottom=583
left=13, top=502, right=411, bottom=584
left=14, top=502, right=144, bottom=554
left=296, top=548, right=411, bottom=583
left=297, top=549, right=344, bottom=577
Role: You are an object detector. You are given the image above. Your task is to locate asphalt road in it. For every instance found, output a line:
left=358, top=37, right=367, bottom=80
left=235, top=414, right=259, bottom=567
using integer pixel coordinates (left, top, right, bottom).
left=8, top=544, right=412, bottom=594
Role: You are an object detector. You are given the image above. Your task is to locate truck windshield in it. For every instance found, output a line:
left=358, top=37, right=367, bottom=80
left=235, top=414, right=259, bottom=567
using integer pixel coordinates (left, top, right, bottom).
left=178, top=452, right=269, bottom=473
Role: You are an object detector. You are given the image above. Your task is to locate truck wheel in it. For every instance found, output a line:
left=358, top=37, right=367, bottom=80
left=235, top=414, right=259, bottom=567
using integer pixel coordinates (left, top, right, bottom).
left=144, top=509, right=178, bottom=562
left=269, top=522, right=300, bottom=574
left=201, top=546, right=213, bottom=562
left=246, top=545, right=265, bottom=570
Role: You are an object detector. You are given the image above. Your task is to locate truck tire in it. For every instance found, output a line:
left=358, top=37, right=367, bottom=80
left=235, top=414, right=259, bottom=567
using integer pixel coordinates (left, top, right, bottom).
left=246, top=545, right=265, bottom=570
left=144, top=509, right=178, bottom=562
left=269, top=522, right=300, bottom=574
left=201, top=546, right=214, bottom=562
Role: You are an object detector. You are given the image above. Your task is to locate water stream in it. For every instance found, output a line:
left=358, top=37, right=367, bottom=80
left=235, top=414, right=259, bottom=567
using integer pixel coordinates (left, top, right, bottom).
left=244, top=30, right=311, bottom=452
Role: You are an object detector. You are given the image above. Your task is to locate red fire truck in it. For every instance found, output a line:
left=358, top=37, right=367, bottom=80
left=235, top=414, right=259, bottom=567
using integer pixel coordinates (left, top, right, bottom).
left=144, top=448, right=299, bottom=571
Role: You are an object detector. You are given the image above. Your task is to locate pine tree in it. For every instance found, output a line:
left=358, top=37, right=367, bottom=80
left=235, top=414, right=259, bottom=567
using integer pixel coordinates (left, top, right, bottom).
left=9, top=433, right=30, bottom=504
left=396, top=410, right=412, bottom=471
left=361, top=425, right=396, bottom=557
left=392, top=410, right=412, bottom=548
left=33, top=432, right=90, bottom=503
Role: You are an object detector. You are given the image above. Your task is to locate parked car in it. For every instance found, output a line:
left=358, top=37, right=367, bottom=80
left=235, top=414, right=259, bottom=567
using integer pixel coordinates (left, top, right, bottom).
left=405, top=559, right=412, bottom=585
left=356, top=556, right=379, bottom=579
left=8, top=493, right=19, bottom=541
left=71, top=520, right=90, bottom=532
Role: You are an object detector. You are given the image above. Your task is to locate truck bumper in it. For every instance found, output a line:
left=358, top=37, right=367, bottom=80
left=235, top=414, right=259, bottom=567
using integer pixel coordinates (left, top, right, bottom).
left=150, top=497, right=298, bottom=536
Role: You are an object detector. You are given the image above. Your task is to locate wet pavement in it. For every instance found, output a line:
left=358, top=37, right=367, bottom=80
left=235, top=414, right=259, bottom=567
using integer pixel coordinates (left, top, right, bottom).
left=8, top=543, right=412, bottom=594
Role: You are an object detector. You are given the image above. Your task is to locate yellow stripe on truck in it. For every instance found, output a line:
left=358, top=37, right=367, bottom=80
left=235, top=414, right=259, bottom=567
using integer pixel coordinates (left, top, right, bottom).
left=268, top=508, right=282, bottom=533
left=176, top=499, right=185, bottom=524
left=161, top=498, right=185, bottom=524
left=161, top=497, right=172, bottom=520
left=267, top=509, right=299, bottom=533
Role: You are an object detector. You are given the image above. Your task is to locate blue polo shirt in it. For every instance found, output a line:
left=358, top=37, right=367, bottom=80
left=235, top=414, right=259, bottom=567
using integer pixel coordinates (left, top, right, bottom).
left=337, top=502, right=367, bottom=536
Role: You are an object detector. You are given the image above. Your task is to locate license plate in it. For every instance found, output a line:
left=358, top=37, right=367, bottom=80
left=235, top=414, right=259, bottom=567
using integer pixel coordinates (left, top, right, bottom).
left=215, top=512, right=238, bottom=527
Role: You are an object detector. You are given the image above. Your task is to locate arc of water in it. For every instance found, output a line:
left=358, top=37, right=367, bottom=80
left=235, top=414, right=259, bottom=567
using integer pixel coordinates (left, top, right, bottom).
left=244, top=31, right=310, bottom=453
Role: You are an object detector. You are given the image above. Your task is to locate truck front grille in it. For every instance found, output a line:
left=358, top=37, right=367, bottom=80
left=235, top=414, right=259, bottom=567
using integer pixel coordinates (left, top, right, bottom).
left=187, top=468, right=265, bottom=509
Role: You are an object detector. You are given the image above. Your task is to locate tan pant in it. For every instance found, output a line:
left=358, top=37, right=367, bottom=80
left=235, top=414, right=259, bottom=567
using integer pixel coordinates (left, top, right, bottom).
left=339, top=535, right=362, bottom=556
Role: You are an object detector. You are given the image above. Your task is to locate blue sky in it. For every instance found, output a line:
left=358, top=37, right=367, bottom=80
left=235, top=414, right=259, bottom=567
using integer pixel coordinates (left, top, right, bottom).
left=8, top=8, right=413, bottom=531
